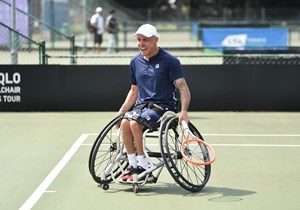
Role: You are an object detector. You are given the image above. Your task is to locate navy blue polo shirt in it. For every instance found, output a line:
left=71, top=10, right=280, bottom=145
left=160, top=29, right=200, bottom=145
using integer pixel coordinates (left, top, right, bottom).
left=129, top=48, right=184, bottom=107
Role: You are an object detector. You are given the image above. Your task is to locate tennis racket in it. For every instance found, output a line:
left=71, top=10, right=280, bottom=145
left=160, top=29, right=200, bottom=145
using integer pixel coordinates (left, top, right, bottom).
left=180, top=120, right=216, bottom=166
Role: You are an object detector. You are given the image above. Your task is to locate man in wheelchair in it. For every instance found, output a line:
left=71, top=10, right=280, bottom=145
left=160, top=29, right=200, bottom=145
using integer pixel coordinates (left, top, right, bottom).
left=116, top=24, right=191, bottom=182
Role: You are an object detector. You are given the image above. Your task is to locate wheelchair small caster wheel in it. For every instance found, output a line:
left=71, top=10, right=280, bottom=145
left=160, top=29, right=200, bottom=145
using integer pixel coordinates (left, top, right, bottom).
left=133, top=183, right=139, bottom=194
left=102, top=183, right=109, bottom=190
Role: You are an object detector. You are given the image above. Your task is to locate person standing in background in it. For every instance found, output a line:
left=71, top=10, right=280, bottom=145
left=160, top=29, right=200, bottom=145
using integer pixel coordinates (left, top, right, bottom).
left=90, top=7, right=104, bottom=53
left=105, top=9, right=118, bottom=53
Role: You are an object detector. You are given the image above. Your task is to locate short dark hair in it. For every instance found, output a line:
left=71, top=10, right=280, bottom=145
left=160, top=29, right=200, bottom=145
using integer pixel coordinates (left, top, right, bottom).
left=110, top=9, right=115, bottom=14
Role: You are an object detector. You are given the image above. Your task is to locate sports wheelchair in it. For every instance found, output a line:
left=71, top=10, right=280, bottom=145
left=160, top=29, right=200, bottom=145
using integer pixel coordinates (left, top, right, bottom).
left=88, top=111, right=211, bottom=193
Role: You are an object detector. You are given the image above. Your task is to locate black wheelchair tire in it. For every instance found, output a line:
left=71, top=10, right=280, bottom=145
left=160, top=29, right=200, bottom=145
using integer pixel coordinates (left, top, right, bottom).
left=159, top=116, right=211, bottom=192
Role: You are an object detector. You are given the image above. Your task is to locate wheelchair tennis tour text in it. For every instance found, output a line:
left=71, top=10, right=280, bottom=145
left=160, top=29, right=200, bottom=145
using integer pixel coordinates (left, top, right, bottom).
left=0, top=72, right=21, bottom=103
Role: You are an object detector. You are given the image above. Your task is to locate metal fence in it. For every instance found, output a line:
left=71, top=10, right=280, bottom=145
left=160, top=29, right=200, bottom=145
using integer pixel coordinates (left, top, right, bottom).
left=0, top=21, right=46, bottom=64
left=0, top=0, right=76, bottom=64
left=1, top=0, right=300, bottom=65
left=42, top=48, right=300, bottom=65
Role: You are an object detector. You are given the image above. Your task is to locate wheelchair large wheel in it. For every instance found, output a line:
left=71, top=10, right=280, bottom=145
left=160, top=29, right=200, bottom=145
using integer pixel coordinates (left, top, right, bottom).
left=160, top=116, right=211, bottom=192
left=89, top=116, right=128, bottom=184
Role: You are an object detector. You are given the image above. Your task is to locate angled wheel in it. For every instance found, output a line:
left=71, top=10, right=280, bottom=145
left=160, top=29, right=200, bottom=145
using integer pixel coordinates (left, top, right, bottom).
left=89, top=115, right=128, bottom=184
left=160, top=116, right=211, bottom=192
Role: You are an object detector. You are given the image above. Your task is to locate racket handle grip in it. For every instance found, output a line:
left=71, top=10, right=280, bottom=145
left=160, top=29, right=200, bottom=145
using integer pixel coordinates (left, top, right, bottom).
left=181, top=120, right=189, bottom=129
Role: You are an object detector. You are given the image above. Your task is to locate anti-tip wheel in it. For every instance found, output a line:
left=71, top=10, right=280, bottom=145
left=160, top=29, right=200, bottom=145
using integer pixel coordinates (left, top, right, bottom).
left=133, top=183, right=139, bottom=194
left=102, top=183, right=109, bottom=190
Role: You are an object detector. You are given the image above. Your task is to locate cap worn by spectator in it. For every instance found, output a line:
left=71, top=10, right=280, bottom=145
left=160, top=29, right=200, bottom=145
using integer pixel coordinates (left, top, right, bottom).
left=96, top=7, right=102, bottom=13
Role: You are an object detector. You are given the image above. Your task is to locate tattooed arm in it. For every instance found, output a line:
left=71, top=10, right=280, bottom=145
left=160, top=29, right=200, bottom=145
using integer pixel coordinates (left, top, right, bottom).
left=174, top=77, right=191, bottom=124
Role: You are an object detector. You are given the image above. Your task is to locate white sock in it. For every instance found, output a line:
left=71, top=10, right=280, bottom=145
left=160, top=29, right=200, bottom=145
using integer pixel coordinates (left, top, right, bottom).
left=127, top=153, right=137, bottom=168
left=137, top=155, right=148, bottom=169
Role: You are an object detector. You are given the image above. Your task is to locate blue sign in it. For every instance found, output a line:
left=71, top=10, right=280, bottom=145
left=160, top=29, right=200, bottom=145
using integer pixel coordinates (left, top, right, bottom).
left=203, top=28, right=288, bottom=50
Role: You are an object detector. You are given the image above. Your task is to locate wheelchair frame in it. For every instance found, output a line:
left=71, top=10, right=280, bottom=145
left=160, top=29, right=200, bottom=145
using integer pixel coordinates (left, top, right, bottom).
left=88, top=112, right=211, bottom=193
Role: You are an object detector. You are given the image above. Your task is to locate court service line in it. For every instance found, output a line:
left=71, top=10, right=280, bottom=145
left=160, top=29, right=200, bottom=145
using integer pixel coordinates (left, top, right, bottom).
left=204, top=134, right=300, bottom=137
left=87, top=133, right=300, bottom=137
left=212, top=144, right=300, bottom=147
left=19, top=134, right=89, bottom=210
left=82, top=133, right=300, bottom=148
left=82, top=143, right=300, bottom=147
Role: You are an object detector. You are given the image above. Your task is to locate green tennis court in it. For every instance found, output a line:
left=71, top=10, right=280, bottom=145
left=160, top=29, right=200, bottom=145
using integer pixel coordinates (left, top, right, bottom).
left=1, top=112, right=299, bottom=210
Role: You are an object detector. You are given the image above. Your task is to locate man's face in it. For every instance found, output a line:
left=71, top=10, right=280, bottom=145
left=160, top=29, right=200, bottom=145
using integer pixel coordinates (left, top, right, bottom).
left=136, top=34, right=158, bottom=59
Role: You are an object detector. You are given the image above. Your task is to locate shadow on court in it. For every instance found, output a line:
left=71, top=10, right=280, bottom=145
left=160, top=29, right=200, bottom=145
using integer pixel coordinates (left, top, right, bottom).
left=204, top=186, right=256, bottom=202
left=98, top=182, right=256, bottom=202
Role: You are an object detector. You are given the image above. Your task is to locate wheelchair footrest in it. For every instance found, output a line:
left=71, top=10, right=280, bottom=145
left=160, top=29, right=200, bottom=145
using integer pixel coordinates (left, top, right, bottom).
left=147, top=151, right=183, bottom=159
left=147, top=151, right=162, bottom=158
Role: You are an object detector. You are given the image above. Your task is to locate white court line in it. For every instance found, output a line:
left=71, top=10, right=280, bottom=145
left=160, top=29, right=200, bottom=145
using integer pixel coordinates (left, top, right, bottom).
left=204, top=134, right=300, bottom=137
left=44, top=191, right=56, bottom=193
left=82, top=133, right=300, bottom=148
left=212, top=144, right=300, bottom=147
left=83, top=143, right=300, bottom=147
left=19, top=134, right=89, bottom=210
left=86, top=133, right=300, bottom=137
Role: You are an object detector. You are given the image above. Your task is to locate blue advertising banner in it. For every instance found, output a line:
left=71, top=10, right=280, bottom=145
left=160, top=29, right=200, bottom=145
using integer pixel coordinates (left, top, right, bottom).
left=203, top=28, right=288, bottom=50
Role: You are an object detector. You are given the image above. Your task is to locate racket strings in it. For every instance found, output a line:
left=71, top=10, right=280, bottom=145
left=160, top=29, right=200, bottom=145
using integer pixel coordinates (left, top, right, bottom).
left=181, top=134, right=215, bottom=165
left=185, top=139, right=208, bottom=161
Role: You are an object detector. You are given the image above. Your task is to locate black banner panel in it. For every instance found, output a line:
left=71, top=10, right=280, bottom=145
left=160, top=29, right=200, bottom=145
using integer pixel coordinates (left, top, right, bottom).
left=0, top=65, right=61, bottom=111
left=0, top=65, right=299, bottom=111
